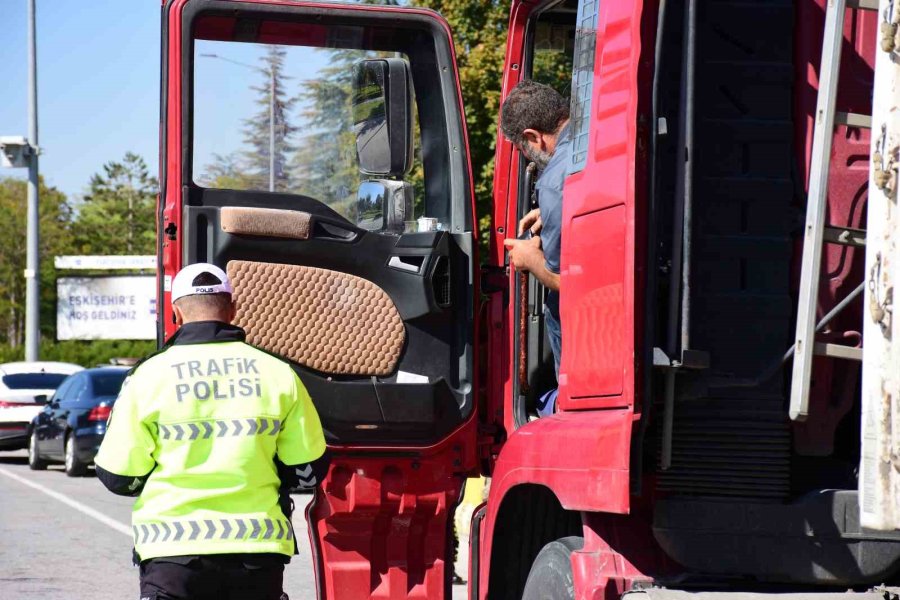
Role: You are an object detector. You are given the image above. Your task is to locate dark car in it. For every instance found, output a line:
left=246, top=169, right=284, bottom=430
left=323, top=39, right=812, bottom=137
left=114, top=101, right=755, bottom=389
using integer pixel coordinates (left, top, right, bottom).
left=27, top=367, right=129, bottom=476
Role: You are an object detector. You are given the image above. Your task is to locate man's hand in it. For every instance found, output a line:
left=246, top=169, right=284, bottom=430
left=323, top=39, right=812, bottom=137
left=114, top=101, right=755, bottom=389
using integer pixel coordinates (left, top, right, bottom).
left=504, top=235, right=545, bottom=273
left=518, top=208, right=543, bottom=236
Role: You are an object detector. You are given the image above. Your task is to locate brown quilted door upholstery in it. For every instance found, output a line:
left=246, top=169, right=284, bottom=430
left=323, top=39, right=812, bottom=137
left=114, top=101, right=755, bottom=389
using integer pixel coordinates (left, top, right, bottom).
left=227, top=260, right=405, bottom=377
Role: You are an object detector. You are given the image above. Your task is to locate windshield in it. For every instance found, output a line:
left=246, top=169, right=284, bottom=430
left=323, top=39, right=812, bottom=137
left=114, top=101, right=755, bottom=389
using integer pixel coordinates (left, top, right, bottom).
left=193, top=41, right=424, bottom=224
left=2, top=373, right=70, bottom=390
left=90, top=372, right=128, bottom=397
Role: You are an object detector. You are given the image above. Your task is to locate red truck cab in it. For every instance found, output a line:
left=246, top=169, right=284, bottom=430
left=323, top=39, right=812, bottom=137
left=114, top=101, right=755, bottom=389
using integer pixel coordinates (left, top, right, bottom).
left=159, top=0, right=898, bottom=598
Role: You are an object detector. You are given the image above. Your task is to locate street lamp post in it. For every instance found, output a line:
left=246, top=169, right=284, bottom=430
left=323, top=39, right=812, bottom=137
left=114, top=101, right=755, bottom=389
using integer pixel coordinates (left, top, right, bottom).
left=200, top=53, right=276, bottom=193
left=269, top=66, right=275, bottom=193
left=25, top=0, right=40, bottom=361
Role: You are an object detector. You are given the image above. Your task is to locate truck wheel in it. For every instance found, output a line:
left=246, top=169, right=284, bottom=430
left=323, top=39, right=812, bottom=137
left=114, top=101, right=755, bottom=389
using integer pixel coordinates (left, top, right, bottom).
left=521, top=536, right=584, bottom=600
left=28, top=431, right=47, bottom=471
left=64, top=434, right=87, bottom=477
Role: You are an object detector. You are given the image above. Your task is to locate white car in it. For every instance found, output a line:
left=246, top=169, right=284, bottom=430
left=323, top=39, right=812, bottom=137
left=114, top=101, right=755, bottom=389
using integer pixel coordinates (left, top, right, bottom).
left=0, top=362, right=83, bottom=451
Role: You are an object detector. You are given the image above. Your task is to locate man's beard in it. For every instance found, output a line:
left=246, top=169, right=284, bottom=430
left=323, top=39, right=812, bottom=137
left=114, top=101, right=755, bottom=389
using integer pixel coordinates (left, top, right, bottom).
left=521, top=144, right=553, bottom=170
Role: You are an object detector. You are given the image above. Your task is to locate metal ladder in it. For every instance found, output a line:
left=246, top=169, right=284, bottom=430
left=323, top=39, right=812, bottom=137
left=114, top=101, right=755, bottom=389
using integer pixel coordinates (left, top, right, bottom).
left=789, top=0, right=879, bottom=421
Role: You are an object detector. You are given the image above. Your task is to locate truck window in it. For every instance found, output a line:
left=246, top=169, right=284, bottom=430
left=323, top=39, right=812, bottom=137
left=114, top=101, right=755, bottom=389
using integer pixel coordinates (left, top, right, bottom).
left=192, top=41, right=427, bottom=226
left=568, top=0, right=598, bottom=173
left=530, top=12, right=574, bottom=96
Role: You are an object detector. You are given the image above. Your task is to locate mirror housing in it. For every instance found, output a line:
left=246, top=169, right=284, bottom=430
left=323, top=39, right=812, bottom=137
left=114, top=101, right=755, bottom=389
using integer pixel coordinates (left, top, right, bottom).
left=351, top=58, right=414, bottom=176
left=33, top=394, right=48, bottom=405
left=357, top=180, right=414, bottom=234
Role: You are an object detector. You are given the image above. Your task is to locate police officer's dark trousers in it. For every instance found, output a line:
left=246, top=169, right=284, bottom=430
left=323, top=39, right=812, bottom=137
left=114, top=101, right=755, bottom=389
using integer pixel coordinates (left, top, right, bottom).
left=139, top=554, right=287, bottom=600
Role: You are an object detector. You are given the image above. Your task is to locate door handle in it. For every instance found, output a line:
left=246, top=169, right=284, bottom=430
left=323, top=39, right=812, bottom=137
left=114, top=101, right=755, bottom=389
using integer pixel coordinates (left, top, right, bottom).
left=310, top=218, right=359, bottom=242
left=388, top=255, right=425, bottom=274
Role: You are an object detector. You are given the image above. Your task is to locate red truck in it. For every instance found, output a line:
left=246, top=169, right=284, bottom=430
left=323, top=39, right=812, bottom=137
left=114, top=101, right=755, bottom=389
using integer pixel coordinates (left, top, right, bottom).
left=158, top=0, right=900, bottom=598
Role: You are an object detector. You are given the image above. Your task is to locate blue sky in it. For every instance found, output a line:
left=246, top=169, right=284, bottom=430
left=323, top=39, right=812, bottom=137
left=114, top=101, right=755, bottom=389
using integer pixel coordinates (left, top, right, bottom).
left=0, top=0, right=160, bottom=199
left=192, top=40, right=331, bottom=183
left=0, top=1, right=329, bottom=200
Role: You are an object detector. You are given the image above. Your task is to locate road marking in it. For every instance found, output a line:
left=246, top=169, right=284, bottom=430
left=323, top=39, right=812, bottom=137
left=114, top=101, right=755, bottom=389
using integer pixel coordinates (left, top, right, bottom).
left=0, top=467, right=132, bottom=537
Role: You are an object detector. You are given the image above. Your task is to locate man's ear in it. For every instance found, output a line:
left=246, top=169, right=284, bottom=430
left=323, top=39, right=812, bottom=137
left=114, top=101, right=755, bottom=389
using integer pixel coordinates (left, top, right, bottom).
left=173, top=303, right=184, bottom=327
left=521, top=128, right=542, bottom=147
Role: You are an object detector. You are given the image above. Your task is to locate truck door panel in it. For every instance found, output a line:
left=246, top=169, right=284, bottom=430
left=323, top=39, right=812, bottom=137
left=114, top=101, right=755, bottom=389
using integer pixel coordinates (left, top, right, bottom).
left=163, top=2, right=478, bottom=597
left=557, top=0, right=646, bottom=411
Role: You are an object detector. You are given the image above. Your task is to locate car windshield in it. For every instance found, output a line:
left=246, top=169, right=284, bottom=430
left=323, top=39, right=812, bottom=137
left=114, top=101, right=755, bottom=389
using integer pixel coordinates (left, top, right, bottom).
left=2, top=373, right=70, bottom=390
left=91, top=372, right=127, bottom=397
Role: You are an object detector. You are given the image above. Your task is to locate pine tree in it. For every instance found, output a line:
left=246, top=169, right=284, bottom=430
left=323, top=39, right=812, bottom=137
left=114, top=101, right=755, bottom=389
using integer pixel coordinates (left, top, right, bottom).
left=241, top=45, right=297, bottom=192
left=72, top=152, right=157, bottom=255
left=291, top=48, right=362, bottom=219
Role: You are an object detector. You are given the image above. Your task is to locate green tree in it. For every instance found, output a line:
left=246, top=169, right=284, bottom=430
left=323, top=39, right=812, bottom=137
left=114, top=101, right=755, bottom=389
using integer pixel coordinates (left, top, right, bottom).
left=72, top=152, right=157, bottom=255
left=413, top=0, right=508, bottom=242
left=242, top=45, right=297, bottom=192
left=290, top=48, right=363, bottom=219
left=0, top=177, right=72, bottom=347
left=199, top=46, right=298, bottom=193
left=199, top=151, right=254, bottom=190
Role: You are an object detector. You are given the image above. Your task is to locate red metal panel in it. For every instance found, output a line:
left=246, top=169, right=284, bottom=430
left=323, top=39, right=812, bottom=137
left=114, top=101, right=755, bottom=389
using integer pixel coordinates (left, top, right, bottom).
left=308, top=455, right=465, bottom=599
left=162, top=0, right=187, bottom=342
left=563, top=205, right=626, bottom=398
left=476, top=410, right=633, bottom=598
left=571, top=510, right=675, bottom=600
left=557, top=0, right=644, bottom=410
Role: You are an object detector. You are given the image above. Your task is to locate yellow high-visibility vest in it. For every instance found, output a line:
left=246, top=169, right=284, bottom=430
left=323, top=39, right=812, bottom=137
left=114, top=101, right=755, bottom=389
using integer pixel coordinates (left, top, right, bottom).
left=96, top=336, right=325, bottom=559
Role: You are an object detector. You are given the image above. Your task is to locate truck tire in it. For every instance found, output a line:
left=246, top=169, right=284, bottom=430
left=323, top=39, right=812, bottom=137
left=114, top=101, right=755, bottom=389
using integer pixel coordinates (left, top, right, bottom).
left=521, top=536, right=584, bottom=600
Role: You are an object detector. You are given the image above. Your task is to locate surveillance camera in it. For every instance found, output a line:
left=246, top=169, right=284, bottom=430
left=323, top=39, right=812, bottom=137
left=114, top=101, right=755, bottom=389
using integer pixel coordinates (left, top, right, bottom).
left=0, top=136, right=34, bottom=169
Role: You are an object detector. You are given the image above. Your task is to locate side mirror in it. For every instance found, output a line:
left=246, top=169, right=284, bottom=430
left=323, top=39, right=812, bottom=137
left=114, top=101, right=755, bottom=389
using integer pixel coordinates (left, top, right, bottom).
left=356, top=180, right=413, bottom=234
left=351, top=58, right=414, bottom=176
left=34, top=394, right=48, bottom=405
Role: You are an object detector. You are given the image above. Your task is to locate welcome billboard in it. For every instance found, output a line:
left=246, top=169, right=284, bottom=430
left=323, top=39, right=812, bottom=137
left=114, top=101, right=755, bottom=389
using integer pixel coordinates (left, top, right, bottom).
left=57, top=276, right=156, bottom=340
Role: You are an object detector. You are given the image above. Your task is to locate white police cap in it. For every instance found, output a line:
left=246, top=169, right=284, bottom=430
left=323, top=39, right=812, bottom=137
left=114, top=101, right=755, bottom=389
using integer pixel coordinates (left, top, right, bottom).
left=171, top=263, right=233, bottom=303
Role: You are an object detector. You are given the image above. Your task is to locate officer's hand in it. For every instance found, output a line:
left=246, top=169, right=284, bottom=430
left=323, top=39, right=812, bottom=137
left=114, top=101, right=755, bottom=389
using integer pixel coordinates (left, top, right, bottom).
left=504, top=236, right=544, bottom=273
left=518, top=208, right=542, bottom=236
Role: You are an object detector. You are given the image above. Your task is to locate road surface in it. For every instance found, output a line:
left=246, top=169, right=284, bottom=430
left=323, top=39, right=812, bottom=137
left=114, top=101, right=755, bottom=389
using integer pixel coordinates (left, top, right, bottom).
left=0, top=450, right=468, bottom=599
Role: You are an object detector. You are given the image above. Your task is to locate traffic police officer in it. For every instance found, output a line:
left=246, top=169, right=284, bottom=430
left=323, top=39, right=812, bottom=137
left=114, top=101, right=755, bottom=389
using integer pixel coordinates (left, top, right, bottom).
left=96, top=263, right=329, bottom=600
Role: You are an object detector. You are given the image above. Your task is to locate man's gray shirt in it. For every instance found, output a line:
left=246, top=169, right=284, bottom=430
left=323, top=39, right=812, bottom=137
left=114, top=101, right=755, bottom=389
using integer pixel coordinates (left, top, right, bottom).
left=534, top=122, right=571, bottom=320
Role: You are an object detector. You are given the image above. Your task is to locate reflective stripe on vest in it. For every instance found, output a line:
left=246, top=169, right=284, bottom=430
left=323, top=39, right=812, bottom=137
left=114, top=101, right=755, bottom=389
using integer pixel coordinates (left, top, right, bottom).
left=157, top=418, right=283, bottom=440
left=132, top=517, right=294, bottom=545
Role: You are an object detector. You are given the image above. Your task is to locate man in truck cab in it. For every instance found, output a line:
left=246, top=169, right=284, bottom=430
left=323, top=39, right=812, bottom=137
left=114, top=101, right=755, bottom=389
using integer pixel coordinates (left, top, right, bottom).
left=501, top=80, right=570, bottom=413
left=95, top=263, right=329, bottom=600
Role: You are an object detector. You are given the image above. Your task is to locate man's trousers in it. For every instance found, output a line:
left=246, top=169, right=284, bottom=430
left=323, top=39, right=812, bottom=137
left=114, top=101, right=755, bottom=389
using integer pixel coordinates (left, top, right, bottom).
left=138, top=554, right=287, bottom=600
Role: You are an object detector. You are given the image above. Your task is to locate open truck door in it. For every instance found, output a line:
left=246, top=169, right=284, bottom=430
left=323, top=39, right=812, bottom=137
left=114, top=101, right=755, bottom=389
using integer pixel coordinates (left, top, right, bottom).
left=159, top=1, right=479, bottom=597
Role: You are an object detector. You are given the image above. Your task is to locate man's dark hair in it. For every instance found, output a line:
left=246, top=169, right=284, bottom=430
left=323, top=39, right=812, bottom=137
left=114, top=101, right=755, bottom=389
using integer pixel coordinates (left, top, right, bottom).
left=500, top=80, right=570, bottom=147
